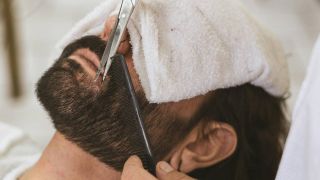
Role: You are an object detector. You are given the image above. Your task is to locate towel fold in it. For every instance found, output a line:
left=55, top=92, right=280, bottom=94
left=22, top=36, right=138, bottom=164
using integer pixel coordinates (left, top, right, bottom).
left=56, top=0, right=289, bottom=103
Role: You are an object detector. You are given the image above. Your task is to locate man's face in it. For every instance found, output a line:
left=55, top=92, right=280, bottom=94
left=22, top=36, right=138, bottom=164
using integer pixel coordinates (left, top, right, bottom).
left=36, top=36, right=203, bottom=170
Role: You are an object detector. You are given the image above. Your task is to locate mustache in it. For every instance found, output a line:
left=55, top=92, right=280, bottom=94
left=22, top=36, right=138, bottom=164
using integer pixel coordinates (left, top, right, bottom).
left=59, top=35, right=106, bottom=61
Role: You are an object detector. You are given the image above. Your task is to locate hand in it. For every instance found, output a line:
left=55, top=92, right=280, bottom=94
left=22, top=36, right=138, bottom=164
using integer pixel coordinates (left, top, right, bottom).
left=121, top=156, right=196, bottom=180
left=101, top=16, right=130, bottom=55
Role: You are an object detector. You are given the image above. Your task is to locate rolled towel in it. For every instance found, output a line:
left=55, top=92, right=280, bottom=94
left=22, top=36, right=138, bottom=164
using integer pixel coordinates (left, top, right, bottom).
left=56, top=0, right=289, bottom=103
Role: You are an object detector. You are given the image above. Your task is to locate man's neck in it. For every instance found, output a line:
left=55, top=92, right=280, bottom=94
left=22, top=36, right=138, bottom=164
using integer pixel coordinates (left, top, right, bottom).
left=21, top=132, right=120, bottom=180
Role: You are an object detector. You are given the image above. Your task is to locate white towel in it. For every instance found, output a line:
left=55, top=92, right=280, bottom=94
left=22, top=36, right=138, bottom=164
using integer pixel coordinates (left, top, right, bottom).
left=276, top=35, right=320, bottom=180
left=0, top=122, right=40, bottom=180
left=56, top=0, right=289, bottom=103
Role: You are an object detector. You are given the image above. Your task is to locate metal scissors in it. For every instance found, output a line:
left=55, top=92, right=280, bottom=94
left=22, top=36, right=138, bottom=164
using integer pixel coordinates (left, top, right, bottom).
left=95, top=0, right=139, bottom=81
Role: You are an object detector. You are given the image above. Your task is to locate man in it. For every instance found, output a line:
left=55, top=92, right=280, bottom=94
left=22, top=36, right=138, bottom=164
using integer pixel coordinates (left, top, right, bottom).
left=19, top=9, right=288, bottom=178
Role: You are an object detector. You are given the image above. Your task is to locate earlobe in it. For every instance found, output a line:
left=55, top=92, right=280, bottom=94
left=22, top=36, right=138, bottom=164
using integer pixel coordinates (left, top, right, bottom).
left=170, top=122, right=237, bottom=173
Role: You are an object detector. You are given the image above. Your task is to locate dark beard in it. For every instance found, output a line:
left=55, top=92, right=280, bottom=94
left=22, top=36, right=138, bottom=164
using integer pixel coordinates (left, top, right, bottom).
left=36, top=36, right=107, bottom=118
left=36, top=36, right=192, bottom=171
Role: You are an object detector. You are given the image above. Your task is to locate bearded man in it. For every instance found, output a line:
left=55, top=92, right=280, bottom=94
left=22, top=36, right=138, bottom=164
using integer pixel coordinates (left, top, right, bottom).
left=21, top=0, right=289, bottom=179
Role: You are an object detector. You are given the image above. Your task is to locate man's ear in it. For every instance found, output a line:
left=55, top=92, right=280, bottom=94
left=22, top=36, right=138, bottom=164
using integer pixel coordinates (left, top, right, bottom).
left=169, top=122, right=237, bottom=173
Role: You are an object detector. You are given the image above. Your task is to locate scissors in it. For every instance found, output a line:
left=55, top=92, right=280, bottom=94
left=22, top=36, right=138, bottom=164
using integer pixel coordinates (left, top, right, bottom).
left=95, top=0, right=139, bottom=81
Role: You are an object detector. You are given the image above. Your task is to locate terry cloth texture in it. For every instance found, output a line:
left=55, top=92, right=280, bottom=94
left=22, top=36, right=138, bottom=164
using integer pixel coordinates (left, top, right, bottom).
left=56, top=0, right=289, bottom=103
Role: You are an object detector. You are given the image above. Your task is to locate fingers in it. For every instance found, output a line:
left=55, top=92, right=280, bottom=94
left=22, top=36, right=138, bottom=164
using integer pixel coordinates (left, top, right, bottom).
left=122, top=157, right=196, bottom=180
left=101, top=16, right=131, bottom=55
left=101, top=16, right=117, bottom=40
left=124, top=155, right=143, bottom=167
left=156, top=161, right=196, bottom=180
left=118, top=31, right=130, bottom=55
left=121, top=156, right=157, bottom=180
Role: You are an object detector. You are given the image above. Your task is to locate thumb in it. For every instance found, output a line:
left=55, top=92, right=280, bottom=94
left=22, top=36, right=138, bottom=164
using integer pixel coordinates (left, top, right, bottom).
left=121, top=156, right=157, bottom=180
left=156, top=161, right=196, bottom=180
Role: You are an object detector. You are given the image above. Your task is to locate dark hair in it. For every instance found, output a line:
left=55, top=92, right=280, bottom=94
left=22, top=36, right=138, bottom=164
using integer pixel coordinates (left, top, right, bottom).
left=36, top=36, right=288, bottom=179
left=189, top=84, right=288, bottom=180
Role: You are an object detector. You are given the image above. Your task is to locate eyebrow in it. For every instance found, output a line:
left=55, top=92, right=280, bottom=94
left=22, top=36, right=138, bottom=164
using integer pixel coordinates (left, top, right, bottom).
left=74, top=53, right=97, bottom=68
left=75, top=54, right=91, bottom=63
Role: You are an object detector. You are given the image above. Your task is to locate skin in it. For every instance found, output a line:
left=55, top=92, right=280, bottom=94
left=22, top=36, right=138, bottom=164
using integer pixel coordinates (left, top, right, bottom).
left=21, top=133, right=121, bottom=180
left=121, top=156, right=195, bottom=180
left=21, top=18, right=193, bottom=180
left=21, top=16, right=237, bottom=180
left=20, top=38, right=194, bottom=180
left=21, top=134, right=193, bottom=180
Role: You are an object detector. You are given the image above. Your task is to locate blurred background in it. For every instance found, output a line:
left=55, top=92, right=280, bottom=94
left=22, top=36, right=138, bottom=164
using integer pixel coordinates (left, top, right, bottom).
left=0, top=0, right=320, bottom=150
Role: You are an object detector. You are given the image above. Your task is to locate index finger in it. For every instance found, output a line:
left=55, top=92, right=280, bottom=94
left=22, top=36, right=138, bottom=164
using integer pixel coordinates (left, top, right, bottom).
left=101, top=16, right=130, bottom=55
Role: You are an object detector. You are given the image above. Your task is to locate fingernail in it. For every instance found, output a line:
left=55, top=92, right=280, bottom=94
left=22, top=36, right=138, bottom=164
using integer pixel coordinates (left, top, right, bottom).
left=158, top=161, right=174, bottom=173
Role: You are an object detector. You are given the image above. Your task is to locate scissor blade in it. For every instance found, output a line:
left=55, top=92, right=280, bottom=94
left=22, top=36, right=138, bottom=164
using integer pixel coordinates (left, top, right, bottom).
left=95, top=0, right=137, bottom=82
left=94, top=18, right=120, bottom=81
